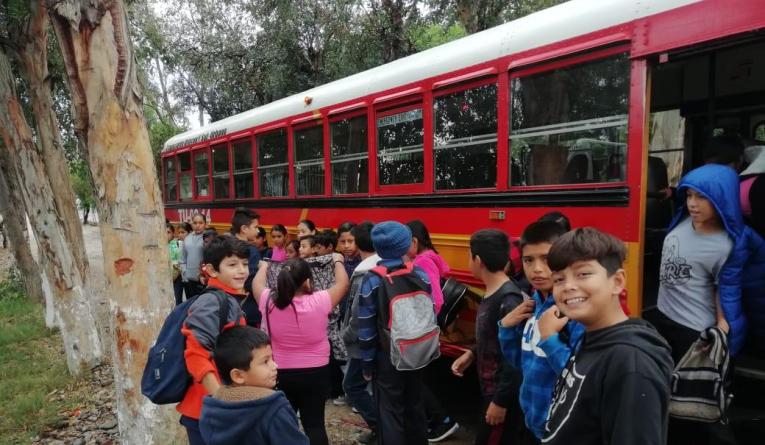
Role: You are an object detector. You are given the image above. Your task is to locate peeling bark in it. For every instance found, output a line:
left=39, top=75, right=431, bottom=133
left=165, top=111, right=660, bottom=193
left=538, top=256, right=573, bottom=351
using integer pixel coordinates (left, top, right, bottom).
left=48, top=0, right=182, bottom=442
left=0, top=49, right=103, bottom=374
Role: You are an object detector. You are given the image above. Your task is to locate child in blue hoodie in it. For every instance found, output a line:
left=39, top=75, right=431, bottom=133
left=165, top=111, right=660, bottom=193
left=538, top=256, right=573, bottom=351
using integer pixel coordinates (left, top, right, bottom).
left=200, top=326, right=308, bottom=445
left=498, top=220, right=585, bottom=441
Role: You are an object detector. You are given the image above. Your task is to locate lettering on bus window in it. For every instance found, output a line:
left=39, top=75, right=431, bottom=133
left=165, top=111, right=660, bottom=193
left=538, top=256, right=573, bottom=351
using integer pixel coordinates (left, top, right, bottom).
left=178, top=152, right=193, bottom=201
left=232, top=139, right=253, bottom=198
left=510, top=53, right=629, bottom=186
left=377, top=107, right=424, bottom=185
left=257, top=129, right=288, bottom=197
left=194, top=151, right=210, bottom=197
left=164, top=157, right=177, bottom=201
left=434, top=83, right=498, bottom=190
left=331, top=115, right=368, bottom=194
left=294, top=125, right=324, bottom=196
left=212, top=144, right=230, bottom=199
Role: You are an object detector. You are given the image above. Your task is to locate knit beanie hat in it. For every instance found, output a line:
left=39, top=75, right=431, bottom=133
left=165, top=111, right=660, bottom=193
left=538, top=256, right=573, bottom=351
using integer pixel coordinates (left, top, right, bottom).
left=371, top=221, right=412, bottom=260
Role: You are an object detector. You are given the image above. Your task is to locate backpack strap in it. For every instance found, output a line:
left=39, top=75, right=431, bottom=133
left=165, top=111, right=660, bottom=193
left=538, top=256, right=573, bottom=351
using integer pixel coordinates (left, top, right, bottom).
left=205, top=287, right=233, bottom=332
left=370, top=262, right=415, bottom=283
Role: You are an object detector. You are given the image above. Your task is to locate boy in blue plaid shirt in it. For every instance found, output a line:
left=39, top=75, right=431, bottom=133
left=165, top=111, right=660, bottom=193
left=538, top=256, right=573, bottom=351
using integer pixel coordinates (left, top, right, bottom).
left=498, top=221, right=584, bottom=440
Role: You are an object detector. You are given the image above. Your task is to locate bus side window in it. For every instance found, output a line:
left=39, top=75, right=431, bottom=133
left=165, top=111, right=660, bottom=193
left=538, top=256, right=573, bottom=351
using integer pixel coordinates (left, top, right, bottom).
left=257, top=129, right=289, bottom=198
left=294, top=124, right=325, bottom=196
left=377, top=106, right=424, bottom=186
left=164, top=156, right=177, bottom=202
left=433, top=82, right=498, bottom=190
left=232, top=138, right=254, bottom=199
left=509, top=53, right=630, bottom=186
left=331, top=115, right=368, bottom=195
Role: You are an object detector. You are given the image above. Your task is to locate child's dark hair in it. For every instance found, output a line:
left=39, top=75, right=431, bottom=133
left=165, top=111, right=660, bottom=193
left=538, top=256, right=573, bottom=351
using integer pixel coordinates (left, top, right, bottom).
left=271, top=224, right=288, bottom=236
left=470, top=229, right=510, bottom=272
left=702, top=135, right=745, bottom=166
left=255, top=227, right=268, bottom=247
left=406, top=220, right=437, bottom=254
left=299, top=219, right=316, bottom=233
left=547, top=227, right=627, bottom=276
left=230, top=207, right=260, bottom=235
left=537, top=211, right=571, bottom=232
left=203, top=235, right=250, bottom=270
left=165, top=222, right=175, bottom=232
left=181, top=222, right=192, bottom=233
left=316, top=229, right=338, bottom=250
left=337, top=221, right=356, bottom=235
left=203, top=228, right=219, bottom=243
left=351, top=221, right=374, bottom=253
left=299, top=235, right=316, bottom=247
left=288, top=239, right=300, bottom=252
left=214, top=326, right=271, bottom=385
left=271, top=258, right=313, bottom=310
left=519, top=220, right=568, bottom=250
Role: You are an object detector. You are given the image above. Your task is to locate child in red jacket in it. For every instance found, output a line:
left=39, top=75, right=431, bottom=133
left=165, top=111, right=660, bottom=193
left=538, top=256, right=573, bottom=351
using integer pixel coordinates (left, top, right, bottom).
left=178, top=235, right=249, bottom=444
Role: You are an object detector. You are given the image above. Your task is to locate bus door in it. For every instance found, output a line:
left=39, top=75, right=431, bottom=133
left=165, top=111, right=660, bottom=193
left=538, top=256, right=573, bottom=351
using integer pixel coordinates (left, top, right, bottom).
left=642, top=35, right=765, bottom=316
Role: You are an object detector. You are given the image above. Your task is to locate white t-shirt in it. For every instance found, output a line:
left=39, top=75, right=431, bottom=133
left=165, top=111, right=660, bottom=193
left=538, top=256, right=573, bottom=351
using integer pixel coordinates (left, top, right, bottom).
left=657, top=217, right=733, bottom=331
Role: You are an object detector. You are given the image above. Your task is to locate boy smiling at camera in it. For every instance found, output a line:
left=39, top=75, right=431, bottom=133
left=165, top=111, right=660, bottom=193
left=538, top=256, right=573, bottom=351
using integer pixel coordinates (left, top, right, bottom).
left=541, top=228, right=672, bottom=445
left=199, top=326, right=308, bottom=445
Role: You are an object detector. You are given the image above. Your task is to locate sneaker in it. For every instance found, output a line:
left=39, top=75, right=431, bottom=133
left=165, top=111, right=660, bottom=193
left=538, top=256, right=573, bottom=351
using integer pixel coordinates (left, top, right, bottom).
left=358, top=430, right=377, bottom=444
left=427, top=418, right=459, bottom=442
left=332, top=395, right=348, bottom=406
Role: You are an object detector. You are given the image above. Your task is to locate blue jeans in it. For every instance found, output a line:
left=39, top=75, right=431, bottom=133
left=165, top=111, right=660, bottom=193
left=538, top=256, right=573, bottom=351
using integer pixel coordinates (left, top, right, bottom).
left=343, top=358, right=378, bottom=430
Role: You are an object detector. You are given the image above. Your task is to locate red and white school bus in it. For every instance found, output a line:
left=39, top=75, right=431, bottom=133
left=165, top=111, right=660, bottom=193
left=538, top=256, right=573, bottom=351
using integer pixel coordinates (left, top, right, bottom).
left=162, top=0, right=765, bottom=346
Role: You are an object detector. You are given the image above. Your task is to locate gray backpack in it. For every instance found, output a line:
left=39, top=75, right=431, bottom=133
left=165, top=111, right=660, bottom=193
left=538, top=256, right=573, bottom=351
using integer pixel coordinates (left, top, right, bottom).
left=371, top=263, right=440, bottom=370
left=669, top=326, right=733, bottom=422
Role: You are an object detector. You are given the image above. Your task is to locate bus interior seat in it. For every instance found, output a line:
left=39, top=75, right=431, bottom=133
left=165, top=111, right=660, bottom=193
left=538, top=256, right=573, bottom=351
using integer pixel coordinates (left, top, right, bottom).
left=563, top=154, right=589, bottom=183
left=645, top=156, right=673, bottom=229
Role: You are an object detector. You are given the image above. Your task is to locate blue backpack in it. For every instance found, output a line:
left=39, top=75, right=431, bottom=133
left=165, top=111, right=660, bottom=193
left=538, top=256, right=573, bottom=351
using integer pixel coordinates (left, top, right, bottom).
left=141, top=288, right=230, bottom=404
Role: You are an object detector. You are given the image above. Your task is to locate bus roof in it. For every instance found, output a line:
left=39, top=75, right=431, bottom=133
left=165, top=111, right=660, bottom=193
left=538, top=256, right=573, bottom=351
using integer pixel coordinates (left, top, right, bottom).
left=163, top=0, right=699, bottom=153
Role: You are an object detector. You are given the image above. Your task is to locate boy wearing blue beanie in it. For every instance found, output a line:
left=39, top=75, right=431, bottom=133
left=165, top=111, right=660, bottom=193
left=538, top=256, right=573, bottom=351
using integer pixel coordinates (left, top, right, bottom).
left=358, top=221, right=432, bottom=445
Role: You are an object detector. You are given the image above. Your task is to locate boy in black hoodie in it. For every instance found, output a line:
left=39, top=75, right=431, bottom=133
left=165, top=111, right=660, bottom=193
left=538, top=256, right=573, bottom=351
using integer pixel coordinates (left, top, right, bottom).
left=200, top=326, right=308, bottom=445
left=542, top=228, right=672, bottom=445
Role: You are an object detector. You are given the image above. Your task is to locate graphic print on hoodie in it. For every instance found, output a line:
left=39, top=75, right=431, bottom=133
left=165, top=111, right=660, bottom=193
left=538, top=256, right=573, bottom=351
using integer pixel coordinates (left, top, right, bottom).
left=542, top=319, right=672, bottom=445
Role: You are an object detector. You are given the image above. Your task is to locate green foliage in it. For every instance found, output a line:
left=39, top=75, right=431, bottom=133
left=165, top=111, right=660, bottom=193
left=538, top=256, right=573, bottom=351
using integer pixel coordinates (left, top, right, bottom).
left=412, top=22, right=467, bottom=51
left=0, top=285, right=78, bottom=443
left=69, top=162, right=95, bottom=210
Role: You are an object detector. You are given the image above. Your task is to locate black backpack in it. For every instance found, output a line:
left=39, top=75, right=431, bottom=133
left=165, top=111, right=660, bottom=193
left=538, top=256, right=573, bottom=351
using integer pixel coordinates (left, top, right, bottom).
left=141, top=288, right=230, bottom=404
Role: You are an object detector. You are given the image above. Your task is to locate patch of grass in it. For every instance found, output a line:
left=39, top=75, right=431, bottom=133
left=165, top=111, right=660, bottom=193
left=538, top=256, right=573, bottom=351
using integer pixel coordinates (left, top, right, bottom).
left=0, top=280, right=82, bottom=444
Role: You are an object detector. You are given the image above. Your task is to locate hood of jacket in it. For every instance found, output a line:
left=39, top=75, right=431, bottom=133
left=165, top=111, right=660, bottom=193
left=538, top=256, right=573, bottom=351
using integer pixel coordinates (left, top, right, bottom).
left=742, top=145, right=765, bottom=176
left=200, top=388, right=290, bottom=444
left=671, top=164, right=743, bottom=238
left=352, top=254, right=381, bottom=278
left=584, top=318, right=673, bottom=377
left=417, top=249, right=450, bottom=277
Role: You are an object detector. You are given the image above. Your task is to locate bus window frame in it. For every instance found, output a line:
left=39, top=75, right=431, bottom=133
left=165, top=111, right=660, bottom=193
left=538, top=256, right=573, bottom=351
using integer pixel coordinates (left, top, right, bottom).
left=255, top=126, right=291, bottom=200
left=431, top=75, right=501, bottom=194
left=210, top=141, right=233, bottom=201
left=191, top=145, right=212, bottom=202
left=163, top=154, right=179, bottom=202
left=373, top=97, right=429, bottom=195
left=176, top=146, right=196, bottom=202
left=230, top=134, right=257, bottom=201
left=329, top=108, right=370, bottom=197
left=507, top=44, right=631, bottom=192
left=292, top=119, right=327, bottom=198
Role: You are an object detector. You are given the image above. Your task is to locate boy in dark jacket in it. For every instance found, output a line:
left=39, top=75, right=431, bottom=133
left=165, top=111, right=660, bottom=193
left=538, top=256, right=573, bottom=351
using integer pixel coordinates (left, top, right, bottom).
left=178, top=235, right=249, bottom=444
left=452, top=229, right=534, bottom=445
left=542, top=228, right=673, bottom=445
left=200, top=326, right=308, bottom=445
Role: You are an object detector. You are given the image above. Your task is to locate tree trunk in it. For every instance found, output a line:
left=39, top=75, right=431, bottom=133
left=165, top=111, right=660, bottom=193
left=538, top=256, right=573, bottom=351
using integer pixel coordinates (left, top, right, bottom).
left=0, top=49, right=103, bottom=374
left=15, top=1, right=89, bottom=279
left=0, top=162, right=45, bottom=304
left=83, top=206, right=90, bottom=225
left=48, top=0, right=182, bottom=442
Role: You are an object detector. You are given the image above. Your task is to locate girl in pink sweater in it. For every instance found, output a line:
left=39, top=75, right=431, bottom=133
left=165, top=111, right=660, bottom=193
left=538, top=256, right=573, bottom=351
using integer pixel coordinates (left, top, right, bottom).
left=406, top=220, right=450, bottom=315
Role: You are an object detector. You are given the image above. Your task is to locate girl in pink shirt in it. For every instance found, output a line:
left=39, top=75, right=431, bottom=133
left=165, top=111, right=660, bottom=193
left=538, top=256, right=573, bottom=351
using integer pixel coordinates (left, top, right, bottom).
left=269, top=224, right=289, bottom=262
left=406, top=220, right=450, bottom=315
left=253, top=256, right=348, bottom=445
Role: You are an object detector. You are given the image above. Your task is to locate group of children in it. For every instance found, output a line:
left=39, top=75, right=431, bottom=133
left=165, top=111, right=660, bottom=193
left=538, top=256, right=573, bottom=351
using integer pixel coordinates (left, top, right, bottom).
left=166, top=146, right=765, bottom=445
